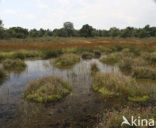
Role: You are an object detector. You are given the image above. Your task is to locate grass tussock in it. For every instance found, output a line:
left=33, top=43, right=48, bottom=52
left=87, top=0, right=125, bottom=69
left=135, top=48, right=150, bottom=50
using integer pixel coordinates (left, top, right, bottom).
left=96, top=106, right=155, bottom=128
left=100, top=52, right=123, bottom=64
left=91, top=63, right=99, bottom=75
left=24, top=76, right=71, bottom=103
left=141, top=52, right=156, bottom=64
left=132, top=66, right=156, bottom=80
left=53, top=54, right=80, bottom=69
left=92, top=73, right=149, bottom=102
left=82, top=52, right=94, bottom=59
left=2, top=59, right=27, bottom=72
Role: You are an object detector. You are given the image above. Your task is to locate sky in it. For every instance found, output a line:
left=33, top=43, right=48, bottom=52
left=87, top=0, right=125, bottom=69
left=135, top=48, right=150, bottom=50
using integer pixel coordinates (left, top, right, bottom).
left=0, top=0, right=156, bottom=30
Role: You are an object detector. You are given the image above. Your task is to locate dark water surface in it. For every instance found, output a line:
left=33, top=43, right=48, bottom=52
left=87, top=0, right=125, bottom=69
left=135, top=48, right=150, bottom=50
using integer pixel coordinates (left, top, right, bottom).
left=0, top=59, right=155, bottom=128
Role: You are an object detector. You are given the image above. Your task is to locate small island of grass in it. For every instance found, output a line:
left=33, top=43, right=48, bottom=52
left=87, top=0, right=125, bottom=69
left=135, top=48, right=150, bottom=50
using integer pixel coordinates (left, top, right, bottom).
left=24, top=76, right=71, bottom=103
left=53, top=53, right=80, bottom=69
left=92, top=73, right=149, bottom=102
left=2, top=59, right=27, bottom=72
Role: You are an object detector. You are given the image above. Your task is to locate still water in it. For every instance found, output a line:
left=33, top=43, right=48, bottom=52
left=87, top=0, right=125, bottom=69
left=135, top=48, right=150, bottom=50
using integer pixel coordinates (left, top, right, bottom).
left=0, top=59, right=155, bottom=128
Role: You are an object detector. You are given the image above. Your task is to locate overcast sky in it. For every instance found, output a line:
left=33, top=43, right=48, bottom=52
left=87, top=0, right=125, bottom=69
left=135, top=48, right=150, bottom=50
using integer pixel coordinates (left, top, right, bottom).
left=0, top=0, right=156, bottom=30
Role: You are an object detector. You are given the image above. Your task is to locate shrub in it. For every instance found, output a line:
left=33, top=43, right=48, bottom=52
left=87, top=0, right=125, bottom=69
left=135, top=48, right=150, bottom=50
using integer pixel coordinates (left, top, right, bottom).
left=53, top=54, right=80, bottom=69
left=2, top=59, right=27, bottom=72
left=92, top=73, right=149, bottom=102
left=132, top=66, right=156, bottom=80
left=82, top=52, right=94, bottom=59
left=24, top=76, right=71, bottom=103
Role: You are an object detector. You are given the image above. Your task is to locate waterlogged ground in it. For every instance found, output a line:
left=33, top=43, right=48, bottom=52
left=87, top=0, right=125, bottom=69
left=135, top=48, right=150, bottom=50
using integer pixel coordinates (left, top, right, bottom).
left=0, top=59, right=155, bottom=128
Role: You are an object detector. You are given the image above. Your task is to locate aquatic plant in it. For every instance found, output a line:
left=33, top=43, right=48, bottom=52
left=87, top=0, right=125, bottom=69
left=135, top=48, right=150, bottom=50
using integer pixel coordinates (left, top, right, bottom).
left=2, top=59, right=27, bottom=72
left=92, top=73, right=149, bottom=102
left=24, top=76, right=71, bottom=103
left=53, top=53, right=80, bottom=68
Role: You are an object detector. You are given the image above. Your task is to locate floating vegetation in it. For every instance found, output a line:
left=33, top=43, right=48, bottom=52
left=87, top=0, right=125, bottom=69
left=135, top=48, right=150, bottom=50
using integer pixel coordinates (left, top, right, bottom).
left=53, top=53, right=80, bottom=69
left=24, top=76, right=71, bottom=103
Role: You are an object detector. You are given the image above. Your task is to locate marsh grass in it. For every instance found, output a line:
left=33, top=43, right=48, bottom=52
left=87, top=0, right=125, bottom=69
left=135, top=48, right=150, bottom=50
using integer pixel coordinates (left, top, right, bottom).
left=100, top=52, right=123, bottom=64
left=132, top=66, right=156, bottom=80
left=42, top=50, right=63, bottom=59
left=82, top=52, right=94, bottom=59
left=90, top=63, right=99, bottom=75
left=53, top=53, right=80, bottom=69
left=92, top=73, right=149, bottom=102
left=141, top=52, right=156, bottom=64
left=2, top=59, right=27, bottom=72
left=24, top=76, right=71, bottom=103
left=96, top=106, right=155, bottom=128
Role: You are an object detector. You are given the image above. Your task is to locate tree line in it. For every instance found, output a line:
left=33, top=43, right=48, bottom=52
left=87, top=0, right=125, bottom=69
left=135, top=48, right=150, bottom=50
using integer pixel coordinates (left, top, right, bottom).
left=0, top=20, right=156, bottom=39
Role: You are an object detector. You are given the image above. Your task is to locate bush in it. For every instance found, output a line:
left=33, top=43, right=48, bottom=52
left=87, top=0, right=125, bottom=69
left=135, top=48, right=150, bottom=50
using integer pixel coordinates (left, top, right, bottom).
left=24, top=76, right=71, bottom=103
left=92, top=73, right=149, bottom=102
left=53, top=54, right=80, bottom=69
left=2, top=59, right=27, bottom=72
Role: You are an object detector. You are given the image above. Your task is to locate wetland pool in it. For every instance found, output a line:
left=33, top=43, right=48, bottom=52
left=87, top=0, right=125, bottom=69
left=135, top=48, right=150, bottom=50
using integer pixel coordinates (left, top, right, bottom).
left=0, top=58, right=155, bottom=128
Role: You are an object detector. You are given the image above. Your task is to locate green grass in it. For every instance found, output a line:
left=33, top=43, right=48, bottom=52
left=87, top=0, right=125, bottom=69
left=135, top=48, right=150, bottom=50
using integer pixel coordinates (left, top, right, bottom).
left=2, top=59, right=27, bottom=72
left=24, top=76, right=71, bottom=103
left=53, top=53, right=80, bottom=69
left=92, top=73, right=149, bottom=102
